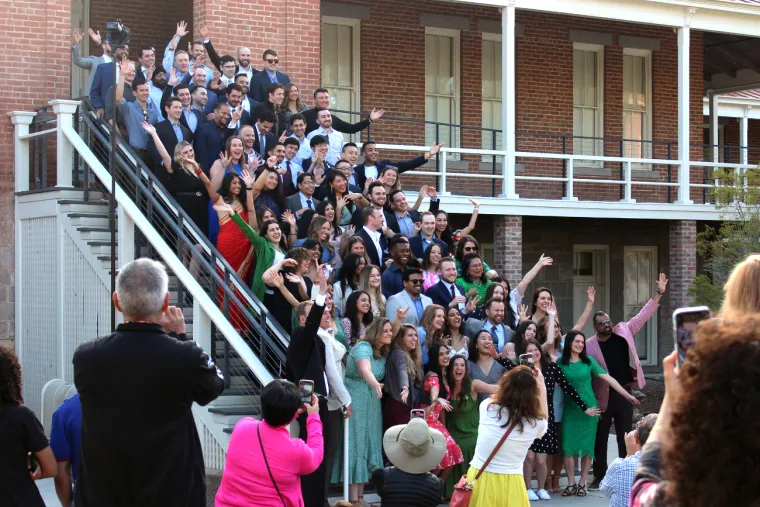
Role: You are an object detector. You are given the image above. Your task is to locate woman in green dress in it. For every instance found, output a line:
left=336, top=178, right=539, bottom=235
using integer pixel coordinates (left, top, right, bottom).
left=444, top=354, right=498, bottom=498
left=456, top=254, right=492, bottom=302
left=331, top=318, right=392, bottom=506
left=557, top=331, right=640, bottom=498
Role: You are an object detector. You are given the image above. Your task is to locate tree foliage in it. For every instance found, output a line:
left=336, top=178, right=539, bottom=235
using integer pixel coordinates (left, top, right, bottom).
left=689, top=167, right=760, bottom=311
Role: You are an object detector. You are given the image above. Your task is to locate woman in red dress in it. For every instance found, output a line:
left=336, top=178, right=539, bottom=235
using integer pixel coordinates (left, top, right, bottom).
left=197, top=168, right=258, bottom=330
left=421, top=341, right=464, bottom=496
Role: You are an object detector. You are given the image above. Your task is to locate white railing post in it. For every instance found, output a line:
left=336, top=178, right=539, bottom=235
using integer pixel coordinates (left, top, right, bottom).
left=7, top=111, right=37, bottom=193
left=193, top=298, right=213, bottom=354
left=500, top=1, right=518, bottom=199
left=562, top=158, right=578, bottom=201
left=439, top=154, right=448, bottom=195
left=117, top=211, right=135, bottom=268
left=50, top=100, right=80, bottom=189
left=621, top=160, right=636, bottom=203
left=676, top=20, right=693, bottom=204
left=343, top=417, right=349, bottom=501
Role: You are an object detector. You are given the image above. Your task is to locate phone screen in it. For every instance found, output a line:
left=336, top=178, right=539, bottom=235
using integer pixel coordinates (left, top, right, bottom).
left=675, top=307, right=712, bottom=365
left=410, top=409, right=426, bottom=420
left=519, top=353, right=535, bottom=369
left=298, top=380, right=314, bottom=404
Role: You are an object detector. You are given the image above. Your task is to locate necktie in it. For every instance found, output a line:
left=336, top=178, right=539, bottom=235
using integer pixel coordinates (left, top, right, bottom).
left=491, top=325, right=498, bottom=343
left=451, top=285, right=456, bottom=299
left=306, top=199, right=313, bottom=210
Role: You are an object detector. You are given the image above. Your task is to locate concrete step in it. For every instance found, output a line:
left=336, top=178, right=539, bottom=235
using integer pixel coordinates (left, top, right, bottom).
left=67, top=212, right=110, bottom=227
left=209, top=405, right=260, bottom=426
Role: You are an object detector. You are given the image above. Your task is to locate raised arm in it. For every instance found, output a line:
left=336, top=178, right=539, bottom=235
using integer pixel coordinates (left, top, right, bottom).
left=142, top=123, right=172, bottom=169
left=472, top=378, right=498, bottom=395
left=215, top=202, right=266, bottom=253
left=410, top=185, right=428, bottom=212
left=71, top=29, right=94, bottom=69
left=263, top=264, right=300, bottom=307
left=198, top=23, right=222, bottom=71
left=459, top=198, right=481, bottom=237
left=627, top=274, right=667, bottom=336
left=163, top=21, right=189, bottom=71
left=516, top=253, right=553, bottom=297
left=571, top=286, right=595, bottom=332
left=114, top=55, right=128, bottom=105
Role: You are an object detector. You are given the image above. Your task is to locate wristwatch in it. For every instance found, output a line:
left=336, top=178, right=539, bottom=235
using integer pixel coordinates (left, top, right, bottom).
left=655, top=290, right=665, bottom=296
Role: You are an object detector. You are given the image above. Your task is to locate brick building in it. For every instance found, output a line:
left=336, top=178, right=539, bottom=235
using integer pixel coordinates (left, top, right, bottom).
left=6, top=0, right=760, bottom=370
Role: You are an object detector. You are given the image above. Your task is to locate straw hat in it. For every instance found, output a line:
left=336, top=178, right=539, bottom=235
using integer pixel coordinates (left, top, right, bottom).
left=382, top=418, right=446, bottom=474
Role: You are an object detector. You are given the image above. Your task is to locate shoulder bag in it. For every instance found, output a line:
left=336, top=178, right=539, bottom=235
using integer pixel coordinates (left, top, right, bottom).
left=257, top=423, right=287, bottom=507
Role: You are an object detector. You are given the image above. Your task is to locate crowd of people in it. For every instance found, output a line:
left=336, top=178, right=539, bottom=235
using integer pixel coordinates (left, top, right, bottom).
left=0, top=20, right=751, bottom=507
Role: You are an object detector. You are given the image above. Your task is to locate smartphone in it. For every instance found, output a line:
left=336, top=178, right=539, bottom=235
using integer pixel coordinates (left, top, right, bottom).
left=324, top=265, right=333, bottom=277
left=673, top=306, right=712, bottom=366
left=410, top=409, right=426, bottom=420
left=298, top=379, right=314, bottom=405
left=519, top=353, right=535, bottom=369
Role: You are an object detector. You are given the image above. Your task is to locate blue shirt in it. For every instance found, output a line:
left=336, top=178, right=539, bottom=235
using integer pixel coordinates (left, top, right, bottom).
left=117, top=99, right=159, bottom=149
left=482, top=320, right=506, bottom=352
left=148, top=83, right=166, bottom=120
left=395, top=213, right=415, bottom=237
left=170, top=120, right=183, bottom=142
left=381, top=264, right=405, bottom=299
left=267, top=70, right=278, bottom=83
left=417, top=327, right=431, bottom=366
left=49, top=394, right=82, bottom=481
left=600, top=451, right=641, bottom=507
left=182, top=108, right=198, bottom=133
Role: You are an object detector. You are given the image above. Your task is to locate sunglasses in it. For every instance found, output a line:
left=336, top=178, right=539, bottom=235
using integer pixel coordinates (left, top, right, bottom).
left=597, top=319, right=612, bottom=325
left=464, top=246, right=478, bottom=252
left=407, top=279, right=423, bottom=285
left=265, top=58, right=279, bottom=64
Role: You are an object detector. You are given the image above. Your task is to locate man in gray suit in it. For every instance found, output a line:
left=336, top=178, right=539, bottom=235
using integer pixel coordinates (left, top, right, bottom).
left=385, top=267, right=432, bottom=328
left=464, top=298, right=515, bottom=353
left=71, top=28, right=113, bottom=96
left=285, top=172, right=321, bottom=218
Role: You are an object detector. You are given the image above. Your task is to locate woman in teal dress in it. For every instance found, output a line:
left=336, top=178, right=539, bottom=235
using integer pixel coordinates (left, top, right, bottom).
left=557, top=331, right=640, bottom=498
left=444, top=354, right=497, bottom=498
left=331, top=318, right=393, bottom=505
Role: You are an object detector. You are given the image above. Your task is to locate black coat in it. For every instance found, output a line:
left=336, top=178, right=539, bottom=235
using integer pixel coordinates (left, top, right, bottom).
left=353, top=156, right=428, bottom=192
left=73, top=322, right=224, bottom=507
left=286, top=297, right=329, bottom=396
left=147, top=119, right=193, bottom=170
left=355, top=227, right=387, bottom=268
left=372, top=467, right=443, bottom=507
left=193, top=121, right=234, bottom=173
left=303, top=107, right=371, bottom=136
left=425, top=280, right=467, bottom=309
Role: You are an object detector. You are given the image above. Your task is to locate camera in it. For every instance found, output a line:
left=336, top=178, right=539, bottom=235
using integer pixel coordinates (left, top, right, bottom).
left=106, top=20, right=130, bottom=49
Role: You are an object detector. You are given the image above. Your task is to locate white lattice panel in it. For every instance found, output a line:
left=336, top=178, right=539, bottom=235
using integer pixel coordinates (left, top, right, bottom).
left=197, top=414, right=226, bottom=471
left=61, top=232, right=111, bottom=383
left=19, top=217, right=59, bottom=416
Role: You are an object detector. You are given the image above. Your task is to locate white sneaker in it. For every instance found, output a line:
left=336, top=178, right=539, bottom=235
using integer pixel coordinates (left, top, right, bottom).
left=527, top=489, right=539, bottom=501
left=537, top=489, right=551, bottom=500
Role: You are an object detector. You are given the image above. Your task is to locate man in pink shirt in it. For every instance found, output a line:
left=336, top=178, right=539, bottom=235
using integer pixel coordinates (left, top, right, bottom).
left=586, top=273, right=668, bottom=490
left=215, top=380, right=323, bottom=507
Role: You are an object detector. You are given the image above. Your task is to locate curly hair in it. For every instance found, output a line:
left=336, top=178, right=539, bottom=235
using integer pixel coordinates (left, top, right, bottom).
left=662, top=316, right=760, bottom=507
left=488, top=365, right=546, bottom=432
left=0, top=345, right=23, bottom=410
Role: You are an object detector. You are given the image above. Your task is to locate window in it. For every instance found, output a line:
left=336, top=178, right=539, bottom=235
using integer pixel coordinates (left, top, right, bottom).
left=322, top=17, right=361, bottom=142
left=623, top=49, right=652, bottom=160
left=482, top=35, right=502, bottom=154
left=573, top=44, right=603, bottom=161
left=624, top=246, right=659, bottom=365
left=425, top=27, right=460, bottom=150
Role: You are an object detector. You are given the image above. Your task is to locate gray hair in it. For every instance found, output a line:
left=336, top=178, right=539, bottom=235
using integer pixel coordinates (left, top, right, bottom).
left=115, top=259, right=169, bottom=319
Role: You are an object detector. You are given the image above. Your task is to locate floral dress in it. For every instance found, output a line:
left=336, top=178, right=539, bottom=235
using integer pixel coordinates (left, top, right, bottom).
left=420, top=375, right=464, bottom=470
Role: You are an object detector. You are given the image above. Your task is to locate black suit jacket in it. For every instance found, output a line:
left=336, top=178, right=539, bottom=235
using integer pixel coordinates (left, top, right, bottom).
left=286, top=296, right=328, bottom=396
left=250, top=70, right=291, bottom=103
left=90, top=62, right=116, bottom=109
left=193, top=121, right=234, bottom=173
left=253, top=126, right=277, bottom=158
left=353, top=156, right=428, bottom=191
left=425, top=280, right=467, bottom=309
left=355, top=228, right=387, bottom=268
left=72, top=322, right=224, bottom=507
left=178, top=108, right=207, bottom=133
left=409, top=235, right=449, bottom=260
left=385, top=199, right=440, bottom=235
left=148, top=120, right=193, bottom=170
left=303, top=108, right=372, bottom=136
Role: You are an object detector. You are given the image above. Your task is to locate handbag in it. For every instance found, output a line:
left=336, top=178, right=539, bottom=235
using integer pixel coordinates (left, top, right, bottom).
left=257, top=423, right=287, bottom=507
left=449, top=422, right=517, bottom=507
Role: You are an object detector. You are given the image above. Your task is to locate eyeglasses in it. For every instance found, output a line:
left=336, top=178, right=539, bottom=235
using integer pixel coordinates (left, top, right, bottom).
left=597, top=319, right=612, bottom=325
left=407, top=279, right=423, bottom=285
left=464, top=246, right=478, bottom=252
left=266, top=58, right=279, bottom=64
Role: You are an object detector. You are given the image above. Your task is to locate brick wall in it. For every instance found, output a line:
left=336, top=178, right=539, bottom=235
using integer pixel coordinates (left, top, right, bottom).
left=90, top=0, right=194, bottom=58
left=193, top=0, right=321, bottom=99
left=492, top=215, right=522, bottom=286
left=0, top=0, right=72, bottom=349
left=668, top=219, right=697, bottom=311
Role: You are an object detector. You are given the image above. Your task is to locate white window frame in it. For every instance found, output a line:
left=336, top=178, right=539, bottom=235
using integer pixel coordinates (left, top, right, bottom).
left=573, top=43, right=604, bottom=167
left=425, top=26, right=461, bottom=150
left=481, top=33, right=502, bottom=159
left=572, top=245, right=610, bottom=339
left=321, top=16, right=362, bottom=142
left=622, top=48, right=653, bottom=166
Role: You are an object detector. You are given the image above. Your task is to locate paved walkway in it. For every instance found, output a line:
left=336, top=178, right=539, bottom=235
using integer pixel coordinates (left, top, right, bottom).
left=37, top=434, right=621, bottom=506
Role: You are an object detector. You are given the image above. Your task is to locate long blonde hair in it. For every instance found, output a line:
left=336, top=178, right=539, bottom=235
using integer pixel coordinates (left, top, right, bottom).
left=722, top=254, right=760, bottom=318
left=418, top=304, right=445, bottom=344
left=358, top=265, right=385, bottom=315
left=391, top=324, right=422, bottom=383
left=173, top=141, right=196, bottom=175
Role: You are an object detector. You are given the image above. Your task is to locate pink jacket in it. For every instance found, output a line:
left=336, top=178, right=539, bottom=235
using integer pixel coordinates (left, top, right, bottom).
left=215, top=414, right=324, bottom=507
left=586, top=298, right=656, bottom=411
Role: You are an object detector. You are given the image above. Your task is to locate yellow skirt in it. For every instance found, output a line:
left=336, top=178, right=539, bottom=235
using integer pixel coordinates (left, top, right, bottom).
left=465, top=467, right=529, bottom=507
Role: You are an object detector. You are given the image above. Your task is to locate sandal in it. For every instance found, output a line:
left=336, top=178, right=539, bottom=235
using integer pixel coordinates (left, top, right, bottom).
left=577, top=484, right=588, bottom=497
left=561, top=484, right=578, bottom=497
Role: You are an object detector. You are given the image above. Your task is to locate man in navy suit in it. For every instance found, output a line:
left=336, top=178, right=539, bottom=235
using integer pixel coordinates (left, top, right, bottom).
left=90, top=45, right=129, bottom=117
left=222, top=83, right=253, bottom=130
left=250, top=49, right=291, bottom=103
left=148, top=97, right=193, bottom=170
left=353, top=141, right=444, bottom=191
left=355, top=207, right=387, bottom=268
left=193, top=102, right=233, bottom=173
left=410, top=211, right=449, bottom=261
left=426, top=258, right=472, bottom=315
left=253, top=109, right=278, bottom=160
left=303, top=88, right=384, bottom=136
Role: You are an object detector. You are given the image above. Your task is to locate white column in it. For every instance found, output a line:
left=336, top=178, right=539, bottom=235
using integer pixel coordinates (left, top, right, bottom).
left=740, top=108, right=750, bottom=166
left=500, top=1, right=518, bottom=199
left=676, top=23, right=693, bottom=204
left=117, top=211, right=135, bottom=268
left=50, top=99, right=81, bottom=189
left=6, top=111, right=37, bottom=193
